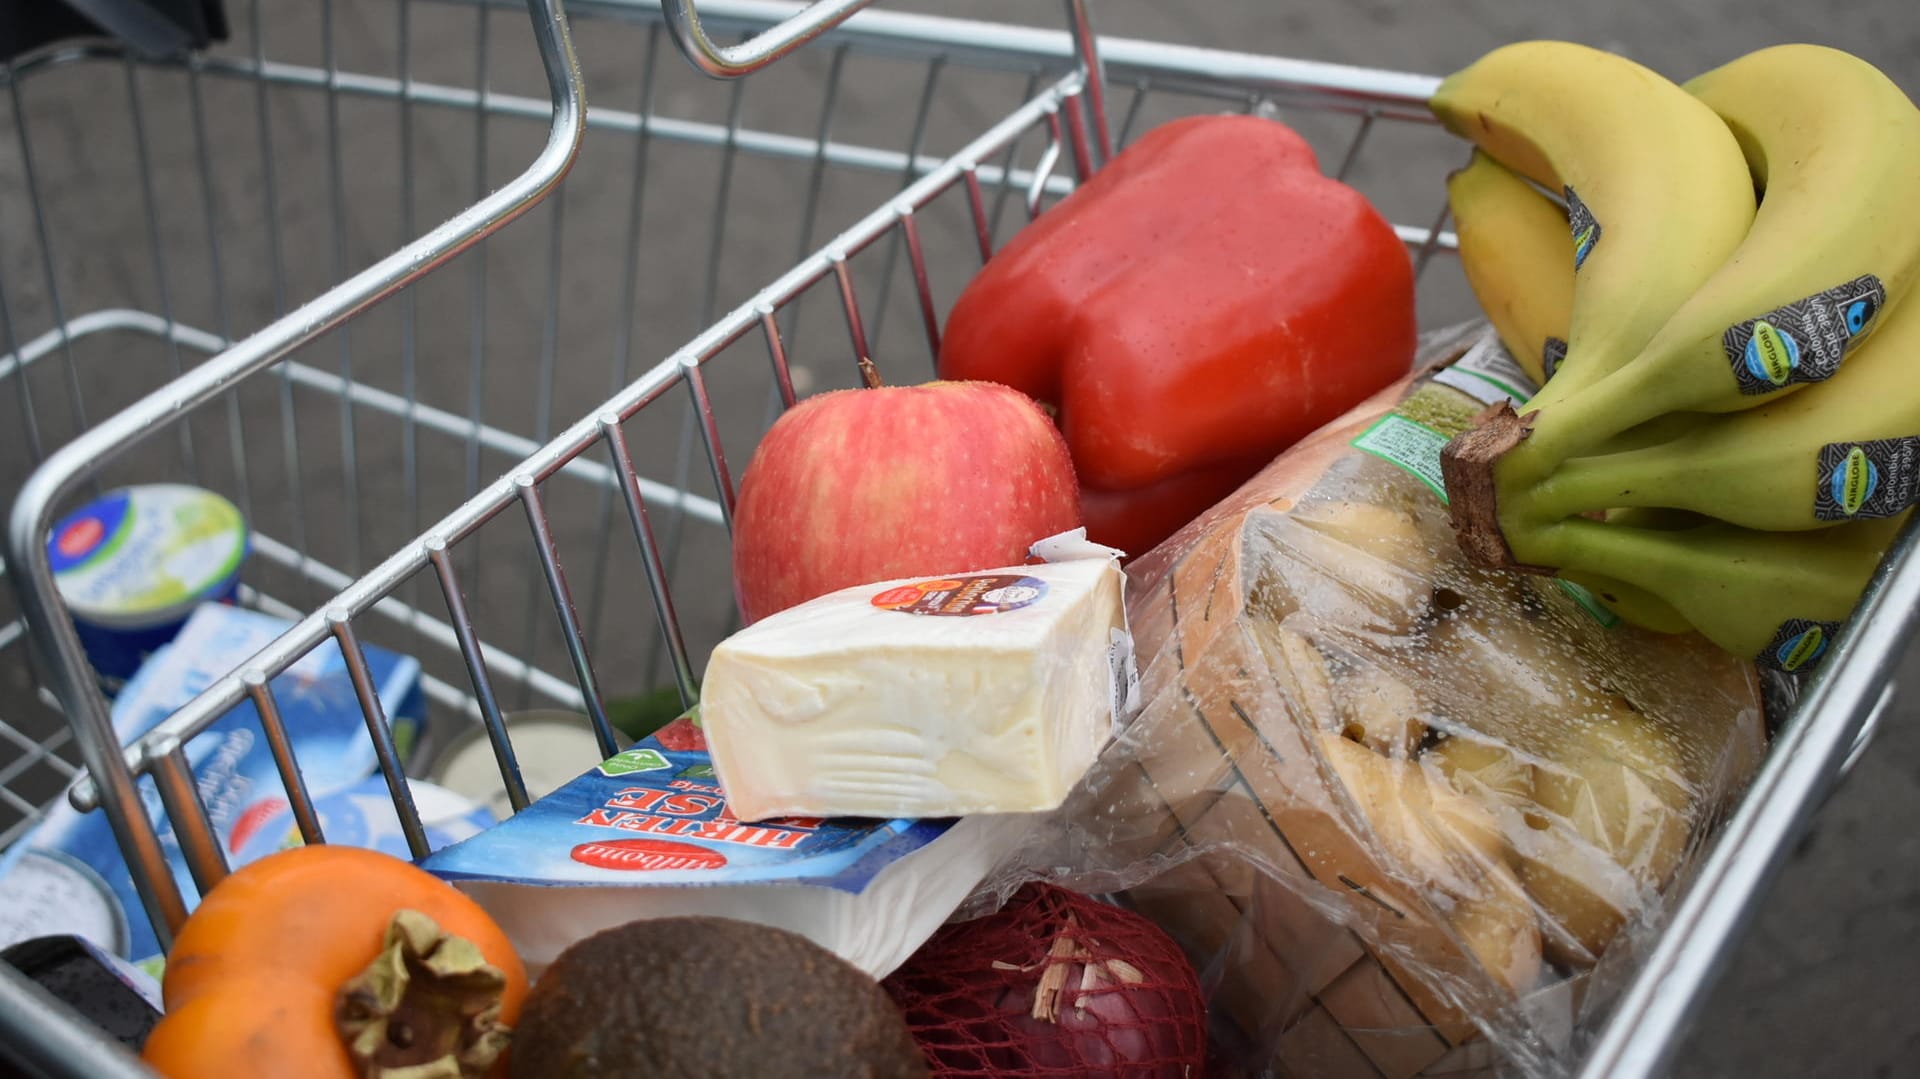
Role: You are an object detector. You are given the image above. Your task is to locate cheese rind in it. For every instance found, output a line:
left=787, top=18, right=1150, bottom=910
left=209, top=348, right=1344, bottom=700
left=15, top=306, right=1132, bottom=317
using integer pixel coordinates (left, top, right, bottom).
left=703, top=559, right=1127, bottom=821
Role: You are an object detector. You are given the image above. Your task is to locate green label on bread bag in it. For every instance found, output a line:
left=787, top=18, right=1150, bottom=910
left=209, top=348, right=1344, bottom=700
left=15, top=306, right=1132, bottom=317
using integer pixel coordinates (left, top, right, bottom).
left=1724, top=275, right=1885, bottom=395
left=1350, top=381, right=1616, bottom=630
left=1566, top=188, right=1601, bottom=270
left=1348, top=375, right=1486, bottom=500
left=1814, top=437, right=1920, bottom=520
left=1351, top=414, right=1449, bottom=500
left=1760, top=618, right=1840, bottom=672
left=1555, top=580, right=1620, bottom=628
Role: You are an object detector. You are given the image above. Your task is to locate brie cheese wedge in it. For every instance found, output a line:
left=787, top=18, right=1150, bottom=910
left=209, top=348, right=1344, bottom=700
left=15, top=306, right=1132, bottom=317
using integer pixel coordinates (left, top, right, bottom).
left=703, top=558, right=1129, bottom=821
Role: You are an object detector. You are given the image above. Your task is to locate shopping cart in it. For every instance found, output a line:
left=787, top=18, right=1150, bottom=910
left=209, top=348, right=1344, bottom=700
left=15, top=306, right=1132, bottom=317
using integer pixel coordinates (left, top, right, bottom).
left=0, top=1, right=1907, bottom=1075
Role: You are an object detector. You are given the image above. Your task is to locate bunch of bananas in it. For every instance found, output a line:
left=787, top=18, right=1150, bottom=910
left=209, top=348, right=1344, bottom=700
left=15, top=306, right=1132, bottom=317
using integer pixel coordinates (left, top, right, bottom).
left=1434, top=41, right=1920, bottom=672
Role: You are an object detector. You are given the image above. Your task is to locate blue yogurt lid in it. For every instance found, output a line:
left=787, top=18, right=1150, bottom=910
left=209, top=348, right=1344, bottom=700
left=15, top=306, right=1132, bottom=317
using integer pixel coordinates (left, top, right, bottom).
left=48, top=485, right=249, bottom=629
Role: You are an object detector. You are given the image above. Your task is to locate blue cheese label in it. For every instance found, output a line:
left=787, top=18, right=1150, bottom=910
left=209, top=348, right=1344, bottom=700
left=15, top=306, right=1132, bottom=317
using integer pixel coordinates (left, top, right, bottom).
left=1814, top=437, right=1920, bottom=520
left=225, top=779, right=490, bottom=866
left=1724, top=275, right=1885, bottom=395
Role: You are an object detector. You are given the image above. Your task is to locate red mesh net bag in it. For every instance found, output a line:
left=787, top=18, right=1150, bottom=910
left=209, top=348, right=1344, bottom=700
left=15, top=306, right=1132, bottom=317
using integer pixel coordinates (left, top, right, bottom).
left=883, top=883, right=1207, bottom=1078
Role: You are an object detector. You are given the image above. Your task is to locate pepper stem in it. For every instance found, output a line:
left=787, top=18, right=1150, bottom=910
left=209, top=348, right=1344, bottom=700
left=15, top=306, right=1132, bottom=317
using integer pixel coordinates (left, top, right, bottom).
left=335, top=909, right=512, bottom=1079
left=857, top=355, right=884, bottom=389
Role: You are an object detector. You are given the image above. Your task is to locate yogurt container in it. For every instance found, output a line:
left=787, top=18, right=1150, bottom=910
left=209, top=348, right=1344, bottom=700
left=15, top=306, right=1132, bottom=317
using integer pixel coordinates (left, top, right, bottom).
left=0, top=851, right=131, bottom=959
left=47, top=484, right=250, bottom=685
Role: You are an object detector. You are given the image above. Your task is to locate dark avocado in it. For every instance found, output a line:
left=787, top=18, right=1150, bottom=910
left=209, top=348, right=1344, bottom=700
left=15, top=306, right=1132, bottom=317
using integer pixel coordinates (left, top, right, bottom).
left=508, top=916, right=929, bottom=1079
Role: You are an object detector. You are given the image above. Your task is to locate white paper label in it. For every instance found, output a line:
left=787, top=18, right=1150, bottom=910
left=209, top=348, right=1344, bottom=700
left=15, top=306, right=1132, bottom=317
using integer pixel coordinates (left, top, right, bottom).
left=1030, top=527, right=1127, bottom=564
left=1433, top=334, right=1538, bottom=407
left=1108, top=625, right=1141, bottom=733
left=1031, top=526, right=1139, bottom=732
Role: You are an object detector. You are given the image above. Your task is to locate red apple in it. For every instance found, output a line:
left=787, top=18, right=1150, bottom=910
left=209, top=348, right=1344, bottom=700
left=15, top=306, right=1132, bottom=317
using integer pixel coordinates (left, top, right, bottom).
left=731, top=362, right=1081, bottom=623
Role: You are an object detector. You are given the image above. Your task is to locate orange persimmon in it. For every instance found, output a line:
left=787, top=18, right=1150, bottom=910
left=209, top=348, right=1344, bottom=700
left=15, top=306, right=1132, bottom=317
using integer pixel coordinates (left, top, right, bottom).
left=142, top=845, right=526, bottom=1079
left=142, top=975, right=344, bottom=1079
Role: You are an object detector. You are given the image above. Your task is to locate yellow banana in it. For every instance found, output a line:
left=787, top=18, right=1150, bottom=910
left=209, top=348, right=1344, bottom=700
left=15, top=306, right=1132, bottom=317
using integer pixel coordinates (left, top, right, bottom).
left=1531, top=512, right=1908, bottom=670
left=1430, top=41, right=1756, bottom=409
left=1558, top=572, right=1692, bottom=635
left=1560, top=509, right=1704, bottom=634
left=1444, top=148, right=1708, bottom=460
left=1522, top=279, right=1920, bottom=530
left=1448, top=152, right=1572, bottom=385
left=1507, top=45, right=1920, bottom=474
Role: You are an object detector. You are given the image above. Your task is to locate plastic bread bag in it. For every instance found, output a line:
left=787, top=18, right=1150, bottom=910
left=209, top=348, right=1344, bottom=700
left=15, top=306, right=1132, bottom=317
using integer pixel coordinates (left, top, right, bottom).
left=979, top=322, right=1768, bottom=1077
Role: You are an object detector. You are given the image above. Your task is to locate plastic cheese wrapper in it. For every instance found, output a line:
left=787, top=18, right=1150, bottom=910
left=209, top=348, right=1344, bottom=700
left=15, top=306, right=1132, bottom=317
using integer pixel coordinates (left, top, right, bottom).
left=979, top=323, right=1769, bottom=1078
left=701, top=549, right=1134, bottom=821
left=420, top=717, right=1030, bottom=980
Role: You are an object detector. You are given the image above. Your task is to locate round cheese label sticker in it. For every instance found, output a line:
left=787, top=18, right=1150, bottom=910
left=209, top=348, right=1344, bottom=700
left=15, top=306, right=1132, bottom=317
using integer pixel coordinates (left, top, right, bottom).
left=871, top=574, right=1049, bottom=616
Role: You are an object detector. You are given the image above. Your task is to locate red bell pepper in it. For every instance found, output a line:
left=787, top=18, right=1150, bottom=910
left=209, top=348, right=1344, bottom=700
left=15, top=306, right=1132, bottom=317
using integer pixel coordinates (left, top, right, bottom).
left=939, top=114, right=1417, bottom=557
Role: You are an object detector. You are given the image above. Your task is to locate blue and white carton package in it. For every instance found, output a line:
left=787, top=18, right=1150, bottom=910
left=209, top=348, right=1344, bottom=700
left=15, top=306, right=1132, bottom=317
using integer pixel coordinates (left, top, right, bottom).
left=422, top=718, right=1028, bottom=980
left=0, top=603, right=443, bottom=978
left=224, top=777, right=493, bottom=867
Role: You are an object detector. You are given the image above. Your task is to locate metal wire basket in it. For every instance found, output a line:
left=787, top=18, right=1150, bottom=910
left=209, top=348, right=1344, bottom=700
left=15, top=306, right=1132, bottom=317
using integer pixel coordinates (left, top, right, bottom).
left=0, top=1, right=1904, bottom=1076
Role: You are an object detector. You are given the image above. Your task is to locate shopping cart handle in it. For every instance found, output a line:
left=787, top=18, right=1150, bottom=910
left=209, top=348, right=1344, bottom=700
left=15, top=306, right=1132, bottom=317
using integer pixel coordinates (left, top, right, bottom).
left=660, top=0, right=875, bottom=79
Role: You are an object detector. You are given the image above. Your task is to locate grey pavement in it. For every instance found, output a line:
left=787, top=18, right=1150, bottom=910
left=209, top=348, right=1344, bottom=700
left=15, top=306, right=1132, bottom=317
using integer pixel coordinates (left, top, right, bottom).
left=0, top=0, right=1915, bottom=1075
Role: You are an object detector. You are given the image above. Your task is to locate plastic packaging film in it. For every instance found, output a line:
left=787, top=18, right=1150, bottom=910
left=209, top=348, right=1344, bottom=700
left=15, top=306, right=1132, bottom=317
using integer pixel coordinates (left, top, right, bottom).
left=983, top=323, right=1768, bottom=1077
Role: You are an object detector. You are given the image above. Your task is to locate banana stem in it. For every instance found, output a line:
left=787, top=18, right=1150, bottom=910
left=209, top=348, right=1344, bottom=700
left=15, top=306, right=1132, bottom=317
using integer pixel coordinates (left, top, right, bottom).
left=1510, top=370, right=1655, bottom=480
left=1445, top=359, right=1700, bottom=567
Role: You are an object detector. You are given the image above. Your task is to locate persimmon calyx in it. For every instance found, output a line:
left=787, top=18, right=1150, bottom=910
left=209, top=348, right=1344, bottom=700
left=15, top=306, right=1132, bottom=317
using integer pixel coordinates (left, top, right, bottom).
left=335, top=908, right=512, bottom=1078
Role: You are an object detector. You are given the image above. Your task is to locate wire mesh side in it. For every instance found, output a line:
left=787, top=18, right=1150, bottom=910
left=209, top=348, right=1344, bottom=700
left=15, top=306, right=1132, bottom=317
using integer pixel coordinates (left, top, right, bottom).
left=0, top=964, right=149, bottom=1079
left=0, top=2, right=1460, bottom=798
left=57, top=27, right=1471, bottom=881
left=1574, top=520, right=1920, bottom=1074
left=0, top=9, right=1494, bottom=1076
left=662, top=0, right=875, bottom=78
left=44, top=71, right=1078, bottom=920
left=3, top=0, right=588, bottom=947
left=1, top=11, right=1907, bottom=1079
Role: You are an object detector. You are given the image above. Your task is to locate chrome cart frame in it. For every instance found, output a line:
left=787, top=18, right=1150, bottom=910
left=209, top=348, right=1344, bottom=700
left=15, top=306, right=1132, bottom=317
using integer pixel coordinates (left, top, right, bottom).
left=0, top=2, right=1901, bottom=1076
